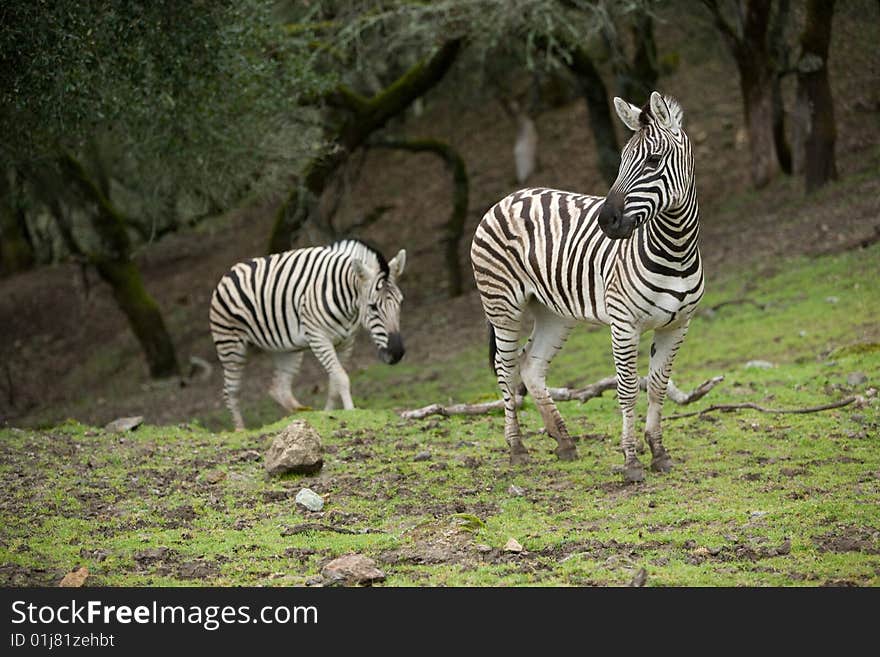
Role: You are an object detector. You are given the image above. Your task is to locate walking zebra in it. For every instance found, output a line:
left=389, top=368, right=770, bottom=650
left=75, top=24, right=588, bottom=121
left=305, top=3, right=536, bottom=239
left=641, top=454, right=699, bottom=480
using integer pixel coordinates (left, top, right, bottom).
left=471, top=92, right=703, bottom=482
left=210, top=239, right=406, bottom=430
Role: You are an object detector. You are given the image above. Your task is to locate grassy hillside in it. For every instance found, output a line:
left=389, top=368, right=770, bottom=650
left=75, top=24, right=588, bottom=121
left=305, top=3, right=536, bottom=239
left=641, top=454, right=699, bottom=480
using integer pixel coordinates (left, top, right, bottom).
left=2, top=244, right=877, bottom=586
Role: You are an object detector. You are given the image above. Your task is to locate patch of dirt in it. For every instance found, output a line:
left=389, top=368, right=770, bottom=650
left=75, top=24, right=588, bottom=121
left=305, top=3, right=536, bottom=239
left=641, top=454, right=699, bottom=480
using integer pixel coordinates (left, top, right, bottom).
left=813, top=526, right=880, bottom=555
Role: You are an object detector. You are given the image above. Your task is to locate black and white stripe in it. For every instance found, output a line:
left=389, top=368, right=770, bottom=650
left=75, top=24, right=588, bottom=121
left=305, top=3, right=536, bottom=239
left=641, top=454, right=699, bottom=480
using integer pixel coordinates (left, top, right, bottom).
left=210, top=238, right=406, bottom=429
left=471, top=92, right=703, bottom=481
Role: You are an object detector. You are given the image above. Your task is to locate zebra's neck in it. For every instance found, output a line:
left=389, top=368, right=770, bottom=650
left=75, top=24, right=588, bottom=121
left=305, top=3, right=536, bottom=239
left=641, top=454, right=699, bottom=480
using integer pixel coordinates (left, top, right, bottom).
left=643, top=179, right=701, bottom=266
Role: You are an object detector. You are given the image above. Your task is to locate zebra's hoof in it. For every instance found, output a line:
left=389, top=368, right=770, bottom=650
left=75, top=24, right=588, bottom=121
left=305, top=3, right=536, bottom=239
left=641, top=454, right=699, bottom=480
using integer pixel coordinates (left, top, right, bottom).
left=623, top=459, right=645, bottom=484
left=555, top=445, right=578, bottom=461
left=651, top=453, right=673, bottom=473
left=509, top=449, right=531, bottom=465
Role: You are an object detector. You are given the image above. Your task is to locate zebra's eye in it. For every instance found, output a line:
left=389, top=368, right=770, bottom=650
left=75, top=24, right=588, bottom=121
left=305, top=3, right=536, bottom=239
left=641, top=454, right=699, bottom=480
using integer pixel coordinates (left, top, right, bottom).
left=368, top=303, right=378, bottom=312
left=644, top=153, right=662, bottom=170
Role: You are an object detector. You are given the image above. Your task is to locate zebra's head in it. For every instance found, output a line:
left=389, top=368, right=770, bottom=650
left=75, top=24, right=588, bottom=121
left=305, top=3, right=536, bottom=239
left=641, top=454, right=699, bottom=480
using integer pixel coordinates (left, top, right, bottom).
left=599, top=91, right=691, bottom=240
left=352, top=249, right=406, bottom=365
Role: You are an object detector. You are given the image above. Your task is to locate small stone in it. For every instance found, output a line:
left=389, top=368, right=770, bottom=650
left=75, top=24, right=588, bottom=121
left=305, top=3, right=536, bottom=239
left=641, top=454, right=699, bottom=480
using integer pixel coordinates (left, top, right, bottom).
left=104, top=416, right=144, bottom=433
left=321, top=554, right=385, bottom=586
left=508, top=484, right=525, bottom=496
left=744, top=360, right=775, bottom=370
left=692, top=546, right=711, bottom=557
left=205, top=470, right=226, bottom=484
left=503, top=537, right=524, bottom=553
left=59, top=567, right=88, bottom=587
left=825, top=296, right=839, bottom=304
left=750, top=511, right=768, bottom=520
left=265, top=420, right=324, bottom=476
left=295, top=488, right=324, bottom=512
left=413, top=450, right=432, bottom=462
left=475, top=544, right=493, bottom=553
left=847, top=372, right=868, bottom=386
left=776, top=539, right=792, bottom=556
left=629, top=567, right=648, bottom=587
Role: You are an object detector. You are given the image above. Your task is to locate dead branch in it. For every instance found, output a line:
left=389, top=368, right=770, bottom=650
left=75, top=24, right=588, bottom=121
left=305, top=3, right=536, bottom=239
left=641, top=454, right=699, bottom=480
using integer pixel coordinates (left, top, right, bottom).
left=666, top=395, right=860, bottom=420
left=706, top=298, right=766, bottom=313
left=400, top=375, right=725, bottom=420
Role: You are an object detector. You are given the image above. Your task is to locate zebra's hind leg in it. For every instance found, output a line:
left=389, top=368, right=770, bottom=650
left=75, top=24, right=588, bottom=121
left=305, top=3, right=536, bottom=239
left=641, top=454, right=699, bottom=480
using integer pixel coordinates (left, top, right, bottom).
left=218, top=340, right=248, bottom=431
left=645, top=323, right=690, bottom=473
left=492, top=320, right=530, bottom=465
left=269, top=351, right=308, bottom=412
left=520, top=307, right=577, bottom=461
left=611, top=323, right=645, bottom=483
left=309, top=334, right=354, bottom=411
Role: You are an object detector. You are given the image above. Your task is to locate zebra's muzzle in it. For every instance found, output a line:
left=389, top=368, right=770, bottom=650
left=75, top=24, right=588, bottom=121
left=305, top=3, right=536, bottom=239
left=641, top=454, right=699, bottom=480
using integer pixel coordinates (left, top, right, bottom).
left=598, top=199, right=635, bottom=239
left=378, top=332, right=405, bottom=365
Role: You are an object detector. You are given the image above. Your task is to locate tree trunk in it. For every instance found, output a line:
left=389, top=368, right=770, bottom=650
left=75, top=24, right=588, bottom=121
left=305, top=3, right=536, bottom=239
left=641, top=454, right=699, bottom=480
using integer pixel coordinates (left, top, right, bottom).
left=567, top=46, right=621, bottom=187
left=0, top=169, right=34, bottom=274
left=739, top=63, right=779, bottom=188
left=58, top=153, right=179, bottom=378
left=371, top=139, right=469, bottom=297
left=704, top=0, right=785, bottom=188
left=267, top=39, right=463, bottom=254
left=93, top=258, right=179, bottom=378
left=796, top=0, right=837, bottom=193
left=0, top=170, right=35, bottom=276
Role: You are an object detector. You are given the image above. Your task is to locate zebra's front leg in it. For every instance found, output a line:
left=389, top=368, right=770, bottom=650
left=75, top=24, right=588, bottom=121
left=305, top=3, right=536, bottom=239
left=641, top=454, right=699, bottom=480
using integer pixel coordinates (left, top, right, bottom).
left=645, top=322, right=690, bottom=473
left=612, top=324, right=644, bottom=483
left=310, top=335, right=355, bottom=411
left=520, top=308, right=577, bottom=461
left=493, top=322, right=530, bottom=464
left=326, top=337, right=355, bottom=411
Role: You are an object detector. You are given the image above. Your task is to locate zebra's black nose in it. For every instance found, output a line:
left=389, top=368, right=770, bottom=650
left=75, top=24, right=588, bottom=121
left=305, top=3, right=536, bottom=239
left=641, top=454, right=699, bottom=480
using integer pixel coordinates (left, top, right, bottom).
left=379, top=332, right=405, bottom=365
left=598, top=199, right=634, bottom=239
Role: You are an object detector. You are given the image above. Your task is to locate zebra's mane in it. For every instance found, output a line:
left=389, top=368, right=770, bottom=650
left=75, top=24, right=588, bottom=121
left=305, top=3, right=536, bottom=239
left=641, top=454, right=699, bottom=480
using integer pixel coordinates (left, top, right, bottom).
left=330, top=238, right=390, bottom=276
left=638, top=95, right=684, bottom=128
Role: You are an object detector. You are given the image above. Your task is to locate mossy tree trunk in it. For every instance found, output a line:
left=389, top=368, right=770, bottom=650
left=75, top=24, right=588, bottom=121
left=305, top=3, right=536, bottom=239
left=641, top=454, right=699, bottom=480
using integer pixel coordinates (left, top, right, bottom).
left=371, top=139, right=469, bottom=297
left=267, top=39, right=463, bottom=254
left=795, top=0, right=838, bottom=193
left=58, top=153, right=179, bottom=378
left=0, top=170, right=35, bottom=276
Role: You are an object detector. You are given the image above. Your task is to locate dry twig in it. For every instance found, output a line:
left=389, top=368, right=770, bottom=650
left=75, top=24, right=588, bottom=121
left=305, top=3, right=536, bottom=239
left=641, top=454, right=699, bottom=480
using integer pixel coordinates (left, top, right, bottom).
left=400, top=375, right=725, bottom=420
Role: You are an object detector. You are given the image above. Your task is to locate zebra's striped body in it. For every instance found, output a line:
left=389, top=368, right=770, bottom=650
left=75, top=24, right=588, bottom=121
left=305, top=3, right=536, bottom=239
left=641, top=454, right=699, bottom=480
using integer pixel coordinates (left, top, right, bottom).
left=210, top=239, right=406, bottom=429
left=471, top=92, right=703, bottom=482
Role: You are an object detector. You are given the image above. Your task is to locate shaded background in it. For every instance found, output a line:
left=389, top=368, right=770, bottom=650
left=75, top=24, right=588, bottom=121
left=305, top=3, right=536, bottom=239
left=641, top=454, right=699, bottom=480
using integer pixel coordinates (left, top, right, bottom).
left=1, top=0, right=878, bottom=429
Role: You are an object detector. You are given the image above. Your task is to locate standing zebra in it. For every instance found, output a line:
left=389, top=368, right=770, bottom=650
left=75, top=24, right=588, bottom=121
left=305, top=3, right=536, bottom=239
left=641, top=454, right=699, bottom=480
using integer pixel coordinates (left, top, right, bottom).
left=471, top=92, right=703, bottom=482
left=210, top=239, right=406, bottom=430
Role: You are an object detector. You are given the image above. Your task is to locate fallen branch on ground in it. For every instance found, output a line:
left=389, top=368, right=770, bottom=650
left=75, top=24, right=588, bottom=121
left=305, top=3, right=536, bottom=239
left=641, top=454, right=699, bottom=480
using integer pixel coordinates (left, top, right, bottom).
left=666, top=395, right=861, bottom=420
left=399, top=375, right=725, bottom=420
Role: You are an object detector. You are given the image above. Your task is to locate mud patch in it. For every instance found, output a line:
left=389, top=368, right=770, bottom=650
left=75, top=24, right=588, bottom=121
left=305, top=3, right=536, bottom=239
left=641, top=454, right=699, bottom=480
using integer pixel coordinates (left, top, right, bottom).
left=813, top=526, right=880, bottom=555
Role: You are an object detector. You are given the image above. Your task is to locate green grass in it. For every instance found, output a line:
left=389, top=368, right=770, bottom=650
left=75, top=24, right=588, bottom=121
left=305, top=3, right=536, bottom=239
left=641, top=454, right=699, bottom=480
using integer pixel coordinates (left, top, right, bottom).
left=1, top=245, right=878, bottom=586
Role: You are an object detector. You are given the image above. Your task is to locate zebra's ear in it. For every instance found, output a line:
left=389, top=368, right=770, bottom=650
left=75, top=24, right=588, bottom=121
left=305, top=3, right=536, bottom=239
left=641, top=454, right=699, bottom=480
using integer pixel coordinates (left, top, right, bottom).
left=388, top=249, right=406, bottom=279
left=613, top=97, right=642, bottom=132
left=351, top=258, right=370, bottom=283
left=650, top=91, right=680, bottom=135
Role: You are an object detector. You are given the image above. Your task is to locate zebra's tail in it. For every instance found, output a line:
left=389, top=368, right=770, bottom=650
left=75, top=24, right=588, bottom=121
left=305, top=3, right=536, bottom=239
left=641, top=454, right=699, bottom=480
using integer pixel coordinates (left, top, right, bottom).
left=488, top=322, right=498, bottom=376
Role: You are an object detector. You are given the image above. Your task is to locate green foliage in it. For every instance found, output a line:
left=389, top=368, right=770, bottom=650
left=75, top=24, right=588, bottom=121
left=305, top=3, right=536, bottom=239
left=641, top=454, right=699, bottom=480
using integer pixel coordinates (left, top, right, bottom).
left=0, top=0, right=331, bottom=207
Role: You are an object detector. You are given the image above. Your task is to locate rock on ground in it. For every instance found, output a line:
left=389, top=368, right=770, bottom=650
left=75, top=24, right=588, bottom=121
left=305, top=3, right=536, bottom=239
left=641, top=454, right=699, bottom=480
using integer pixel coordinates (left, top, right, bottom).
left=104, top=416, right=143, bottom=433
left=265, top=420, right=324, bottom=476
left=295, top=488, right=324, bottom=512
left=58, top=566, right=89, bottom=587
left=321, top=554, right=385, bottom=586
